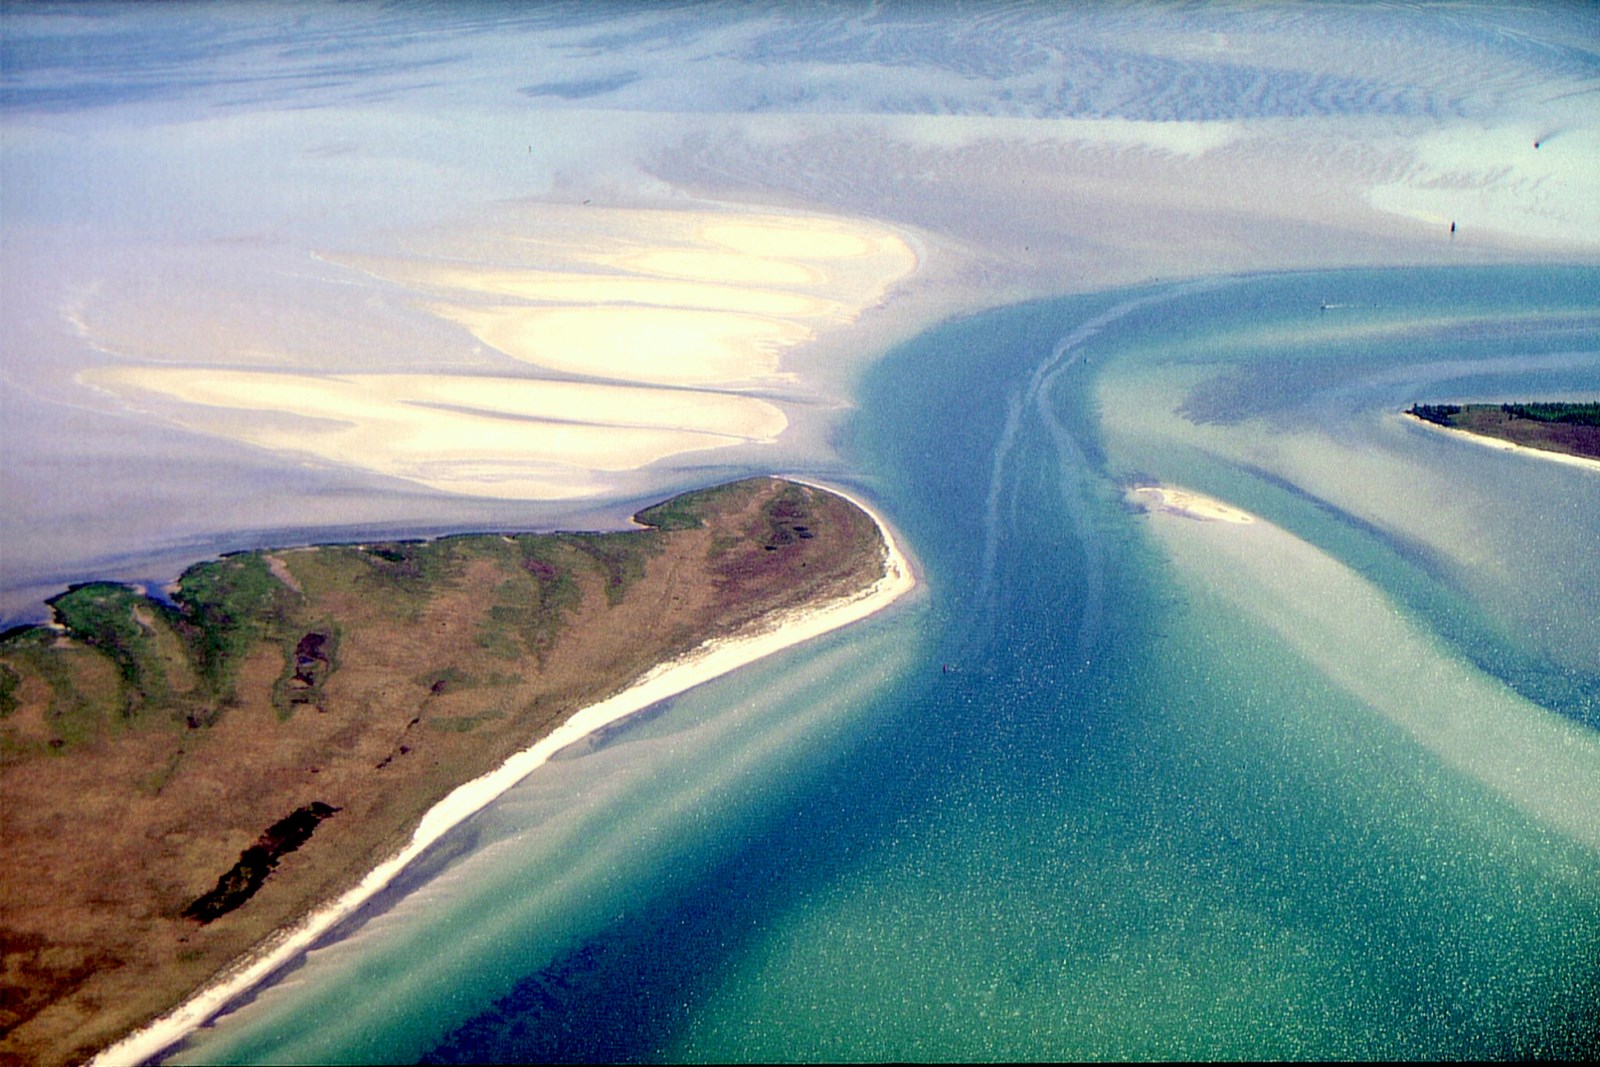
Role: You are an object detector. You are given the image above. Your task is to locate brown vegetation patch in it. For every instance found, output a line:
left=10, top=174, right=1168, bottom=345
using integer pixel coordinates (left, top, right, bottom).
left=1407, top=402, right=1600, bottom=461
left=0, top=478, right=886, bottom=1067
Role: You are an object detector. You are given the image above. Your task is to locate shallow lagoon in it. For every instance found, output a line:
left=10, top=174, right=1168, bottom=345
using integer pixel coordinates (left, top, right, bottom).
left=172, top=266, right=1600, bottom=1062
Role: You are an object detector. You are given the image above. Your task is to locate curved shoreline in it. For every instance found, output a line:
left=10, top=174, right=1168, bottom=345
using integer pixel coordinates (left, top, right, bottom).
left=1402, top=411, right=1600, bottom=473
left=91, top=483, right=916, bottom=1067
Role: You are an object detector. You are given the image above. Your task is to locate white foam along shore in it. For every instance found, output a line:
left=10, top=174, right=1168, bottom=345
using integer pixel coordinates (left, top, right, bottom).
left=91, top=481, right=916, bottom=1067
left=1404, top=410, right=1600, bottom=473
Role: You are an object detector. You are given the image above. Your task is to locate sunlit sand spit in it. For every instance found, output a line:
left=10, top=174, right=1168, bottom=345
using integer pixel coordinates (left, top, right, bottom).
left=82, top=368, right=789, bottom=499
left=333, top=207, right=916, bottom=392
left=431, top=304, right=809, bottom=387
left=89, top=483, right=916, bottom=1067
left=1128, top=484, right=1255, bottom=524
left=612, top=248, right=819, bottom=287
left=82, top=205, right=916, bottom=499
left=412, top=269, right=835, bottom=318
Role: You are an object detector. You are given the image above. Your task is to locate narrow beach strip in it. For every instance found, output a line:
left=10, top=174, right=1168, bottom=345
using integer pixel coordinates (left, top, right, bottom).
left=92, top=484, right=916, bottom=1067
left=1403, top=411, right=1600, bottom=473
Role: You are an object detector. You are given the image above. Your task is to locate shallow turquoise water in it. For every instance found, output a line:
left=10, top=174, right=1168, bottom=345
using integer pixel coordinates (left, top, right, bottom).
left=171, top=266, right=1600, bottom=1062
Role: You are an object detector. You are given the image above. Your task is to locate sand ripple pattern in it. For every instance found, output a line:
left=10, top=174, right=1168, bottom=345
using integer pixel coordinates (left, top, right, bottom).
left=80, top=206, right=915, bottom=500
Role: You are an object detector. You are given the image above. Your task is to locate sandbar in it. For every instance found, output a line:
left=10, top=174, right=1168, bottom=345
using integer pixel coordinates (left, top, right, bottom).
left=81, top=369, right=790, bottom=499
left=414, top=268, right=834, bottom=318
left=81, top=204, right=917, bottom=502
left=431, top=304, right=810, bottom=387
left=88, top=481, right=915, bottom=1067
left=1127, top=484, right=1255, bottom=524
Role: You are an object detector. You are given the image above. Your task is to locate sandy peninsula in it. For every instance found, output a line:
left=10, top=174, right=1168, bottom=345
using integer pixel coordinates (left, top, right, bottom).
left=93, top=481, right=913, bottom=1067
left=0, top=478, right=914, bottom=1067
left=1402, top=410, right=1600, bottom=474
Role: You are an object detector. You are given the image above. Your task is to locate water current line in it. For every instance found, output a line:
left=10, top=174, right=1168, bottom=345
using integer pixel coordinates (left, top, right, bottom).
left=975, top=282, right=1222, bottom=642
left=1034, top=372, right=1106, bottom=666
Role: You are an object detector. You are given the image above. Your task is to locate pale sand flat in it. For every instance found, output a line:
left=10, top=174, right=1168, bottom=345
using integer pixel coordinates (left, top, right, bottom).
left=1367, top=122, right=1600, bottom=247
left=104, top=204, right=918, bottom=497
left=699, top=221, right=884, bottom=259
left=88, top=369, right=789, bottom=441
left=84, top=368, right=789, bottom=499
left=407, top=269, right=836, bottom=319
left=1128, top=484, right=1255, bottom=524
left=608, top=249, right=822, bottom=288
left=433, top=304, right=808, bottom=387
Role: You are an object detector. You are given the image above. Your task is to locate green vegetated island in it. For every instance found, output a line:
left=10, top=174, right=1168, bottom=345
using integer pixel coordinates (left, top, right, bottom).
left=1405, top=401, right=1600, bottom=463
left=0, top=478, right=891, bottom=1067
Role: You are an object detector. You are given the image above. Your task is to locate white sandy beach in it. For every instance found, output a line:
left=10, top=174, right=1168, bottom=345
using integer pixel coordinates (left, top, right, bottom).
left=1127, top=484, right=1255, bottom=524
left=1403, top=411, right=1600, bottom=474
left=89, top=483, right=916, bottom=1067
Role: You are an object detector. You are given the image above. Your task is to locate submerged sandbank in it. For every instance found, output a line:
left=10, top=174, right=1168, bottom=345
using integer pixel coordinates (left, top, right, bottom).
left=90, top=483, right=915, bottom=1067
left=81, top=368, right=790, bottom=500
left=1135, top=482, right=1600, bottom=853
left=79, top=205, right=917, bottom=503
